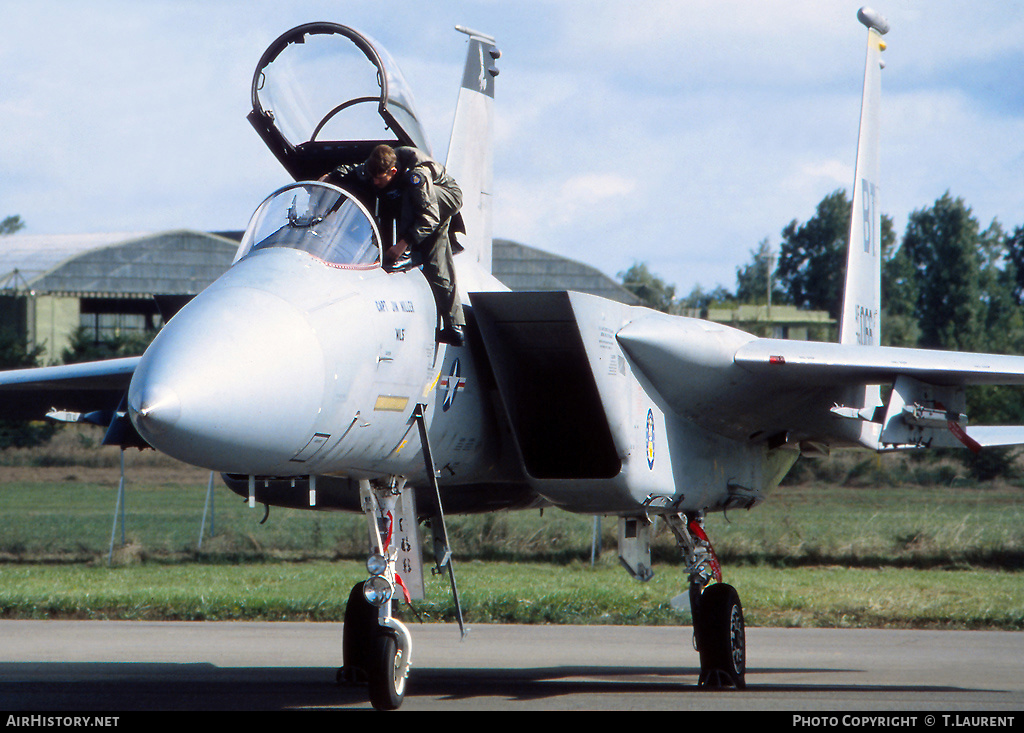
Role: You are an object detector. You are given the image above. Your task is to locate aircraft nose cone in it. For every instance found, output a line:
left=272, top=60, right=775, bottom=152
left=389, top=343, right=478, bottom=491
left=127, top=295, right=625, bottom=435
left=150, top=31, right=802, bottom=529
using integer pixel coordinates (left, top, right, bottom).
left=128, top=283, right=326, bottom=473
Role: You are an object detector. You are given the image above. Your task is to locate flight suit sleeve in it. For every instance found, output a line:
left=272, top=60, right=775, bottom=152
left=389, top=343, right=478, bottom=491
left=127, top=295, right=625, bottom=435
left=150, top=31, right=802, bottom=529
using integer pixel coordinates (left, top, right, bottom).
left=323, top=164, right=378, bottom=215
left=398, top=167, right=442, bottom=246
left=325, top=163, right=363, bottom=185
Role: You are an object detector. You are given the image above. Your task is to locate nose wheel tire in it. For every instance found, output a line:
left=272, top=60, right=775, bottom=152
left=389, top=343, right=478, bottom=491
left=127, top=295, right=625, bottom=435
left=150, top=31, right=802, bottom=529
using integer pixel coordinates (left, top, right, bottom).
left=694, top=582, right=746, bottom=689
left=339, top=581, right=410, bottom=710
left=340, top=582, right=376, bottom=685
left=367, top=632, right=408, bottom=710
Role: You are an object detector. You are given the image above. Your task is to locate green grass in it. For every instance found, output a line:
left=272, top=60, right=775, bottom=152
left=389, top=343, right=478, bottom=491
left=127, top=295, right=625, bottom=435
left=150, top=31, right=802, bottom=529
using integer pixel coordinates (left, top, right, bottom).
left=0, top=477, right=372, bottom=561
left=1, top=560, right=1020, bottom=629
left=0, top=437, right=1022, bottom=629
left=707, top=482, right=1024, bottom=568
left=0, top=561, right=365, bottom=621
left=6, top=474, right=1020, bottom=567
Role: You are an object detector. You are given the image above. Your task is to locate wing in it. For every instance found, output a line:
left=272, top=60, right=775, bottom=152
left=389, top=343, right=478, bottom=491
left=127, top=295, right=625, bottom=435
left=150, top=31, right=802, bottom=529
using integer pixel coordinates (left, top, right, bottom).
left=617, top=315, right=1024, bottom=453
left=737, top=340, right=1024, bottom=451
left=0, top=357, right=139, bottom=422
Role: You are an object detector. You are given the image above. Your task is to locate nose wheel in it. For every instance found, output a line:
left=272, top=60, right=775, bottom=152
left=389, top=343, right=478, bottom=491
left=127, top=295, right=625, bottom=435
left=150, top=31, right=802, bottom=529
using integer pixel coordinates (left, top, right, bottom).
left=367, top=632, right=408, bottom=710
left=339, top=582, right=410, bottom=710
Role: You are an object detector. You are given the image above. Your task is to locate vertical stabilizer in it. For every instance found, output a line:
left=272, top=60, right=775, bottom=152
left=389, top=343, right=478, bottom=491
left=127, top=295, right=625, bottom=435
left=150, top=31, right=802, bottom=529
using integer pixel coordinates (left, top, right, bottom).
left=839, top=8, right=888, bottom=346
left=837, top=8, right=889, bottom=450
left=445, top=27, right=499, bottom=275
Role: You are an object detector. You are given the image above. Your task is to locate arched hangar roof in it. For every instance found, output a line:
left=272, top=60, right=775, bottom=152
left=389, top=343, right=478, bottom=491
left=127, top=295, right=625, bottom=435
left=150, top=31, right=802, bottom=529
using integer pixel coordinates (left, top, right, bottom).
left=0, top=231, right=238, bottom=298
left=0, top=231, right=637, bottom=304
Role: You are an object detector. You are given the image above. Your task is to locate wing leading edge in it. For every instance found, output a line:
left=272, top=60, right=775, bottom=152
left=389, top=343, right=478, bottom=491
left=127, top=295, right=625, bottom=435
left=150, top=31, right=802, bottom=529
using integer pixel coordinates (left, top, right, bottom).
left=734, top=340, right=1024, bottom=388
left=0, top=357, right=139, bottom=422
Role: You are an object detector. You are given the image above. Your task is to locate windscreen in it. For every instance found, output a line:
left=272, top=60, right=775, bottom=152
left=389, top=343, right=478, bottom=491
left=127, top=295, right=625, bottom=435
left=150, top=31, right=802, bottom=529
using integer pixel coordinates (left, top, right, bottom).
left=235, top=183, right=381, bottom=268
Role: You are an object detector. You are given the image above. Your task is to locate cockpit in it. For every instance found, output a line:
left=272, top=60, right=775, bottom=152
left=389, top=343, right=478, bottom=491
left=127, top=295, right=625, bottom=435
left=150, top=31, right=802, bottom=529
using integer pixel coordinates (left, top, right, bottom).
left=235, top=183, right=381, bottom=269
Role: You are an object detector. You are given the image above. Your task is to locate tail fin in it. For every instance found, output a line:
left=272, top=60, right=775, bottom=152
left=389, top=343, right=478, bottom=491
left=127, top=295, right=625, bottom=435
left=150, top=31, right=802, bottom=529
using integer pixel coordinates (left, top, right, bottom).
left=445, top=26, right=499, bottom=274
left=835, top=8, right=889, bottom=450
left=838, top=8, right=889, bottom=346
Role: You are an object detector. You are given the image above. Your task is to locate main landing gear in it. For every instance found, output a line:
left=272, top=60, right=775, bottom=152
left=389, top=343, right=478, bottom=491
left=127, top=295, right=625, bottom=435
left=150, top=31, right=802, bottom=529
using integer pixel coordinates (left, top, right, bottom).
left=667, top=511, right=746, bottom=689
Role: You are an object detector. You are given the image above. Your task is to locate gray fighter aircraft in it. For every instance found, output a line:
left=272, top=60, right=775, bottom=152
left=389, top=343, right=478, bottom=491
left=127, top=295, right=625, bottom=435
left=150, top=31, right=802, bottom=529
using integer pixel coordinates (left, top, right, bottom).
left=3, top=9, right=1024, bottom=710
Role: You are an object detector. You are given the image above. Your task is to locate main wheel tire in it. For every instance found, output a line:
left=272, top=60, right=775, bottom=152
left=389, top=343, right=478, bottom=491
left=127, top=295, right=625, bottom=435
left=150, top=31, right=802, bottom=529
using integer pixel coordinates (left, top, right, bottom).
left=694, top=582, right=746, bottom=689
left=367, top=632, right=408, bottom=711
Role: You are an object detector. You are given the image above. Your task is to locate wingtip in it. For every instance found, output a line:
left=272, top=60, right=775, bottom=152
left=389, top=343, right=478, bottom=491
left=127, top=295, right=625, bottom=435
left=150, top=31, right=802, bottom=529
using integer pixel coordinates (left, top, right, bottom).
left=858, top=7, right=890, bottom=35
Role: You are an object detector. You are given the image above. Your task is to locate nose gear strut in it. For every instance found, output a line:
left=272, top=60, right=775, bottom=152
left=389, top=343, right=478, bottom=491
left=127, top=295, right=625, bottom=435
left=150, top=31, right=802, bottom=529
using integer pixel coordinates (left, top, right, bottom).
left=339, top=478, right=413, bottom=710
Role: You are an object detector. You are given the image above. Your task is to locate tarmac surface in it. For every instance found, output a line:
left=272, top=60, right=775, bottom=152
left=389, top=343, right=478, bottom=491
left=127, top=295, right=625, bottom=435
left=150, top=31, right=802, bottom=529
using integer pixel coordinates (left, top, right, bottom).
left=1, top=621, right=1022, bottom=712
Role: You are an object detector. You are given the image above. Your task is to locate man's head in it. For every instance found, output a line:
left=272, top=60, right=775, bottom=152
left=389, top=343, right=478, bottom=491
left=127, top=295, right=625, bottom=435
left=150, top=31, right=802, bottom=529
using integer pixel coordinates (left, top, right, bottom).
left=366, top=144, right=399, bottom=188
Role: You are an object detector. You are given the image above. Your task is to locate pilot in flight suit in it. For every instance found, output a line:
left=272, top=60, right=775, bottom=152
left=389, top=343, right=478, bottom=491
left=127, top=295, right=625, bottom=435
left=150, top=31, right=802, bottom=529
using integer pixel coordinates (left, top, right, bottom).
left=323, top=145, right=466, bottom=347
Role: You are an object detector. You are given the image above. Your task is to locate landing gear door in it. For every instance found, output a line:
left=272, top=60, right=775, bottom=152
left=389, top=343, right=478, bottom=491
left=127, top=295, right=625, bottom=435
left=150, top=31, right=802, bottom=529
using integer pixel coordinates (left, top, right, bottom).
left=248, top=22, right=432, bottom=182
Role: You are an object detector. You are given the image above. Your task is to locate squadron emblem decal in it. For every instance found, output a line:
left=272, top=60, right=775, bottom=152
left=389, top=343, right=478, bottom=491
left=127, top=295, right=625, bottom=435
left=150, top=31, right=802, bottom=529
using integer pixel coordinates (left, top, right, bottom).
left=646, top=409, right=656, bottom=469
left=439, top=358, right=467, bottom=412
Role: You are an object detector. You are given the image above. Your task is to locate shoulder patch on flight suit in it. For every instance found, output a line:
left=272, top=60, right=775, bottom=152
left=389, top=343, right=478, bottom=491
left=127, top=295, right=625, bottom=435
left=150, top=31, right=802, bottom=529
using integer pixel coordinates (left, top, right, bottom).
left=408, top=171, right=425, bottom=186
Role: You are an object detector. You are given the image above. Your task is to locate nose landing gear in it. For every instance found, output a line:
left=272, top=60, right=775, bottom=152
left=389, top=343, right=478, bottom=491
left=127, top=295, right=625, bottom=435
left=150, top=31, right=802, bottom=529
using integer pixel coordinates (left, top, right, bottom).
left=338, top=479, right=414, bottom=710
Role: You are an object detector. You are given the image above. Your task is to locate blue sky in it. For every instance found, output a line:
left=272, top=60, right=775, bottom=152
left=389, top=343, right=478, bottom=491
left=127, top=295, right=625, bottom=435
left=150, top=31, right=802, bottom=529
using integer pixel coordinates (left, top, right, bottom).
left=2, top=1, right=1022, bottom=295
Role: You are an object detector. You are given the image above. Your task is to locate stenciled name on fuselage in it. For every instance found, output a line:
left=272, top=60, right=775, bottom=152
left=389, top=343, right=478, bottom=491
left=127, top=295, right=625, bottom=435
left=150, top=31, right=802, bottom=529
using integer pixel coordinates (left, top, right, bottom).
left=375, top=300, right=416, bottom=313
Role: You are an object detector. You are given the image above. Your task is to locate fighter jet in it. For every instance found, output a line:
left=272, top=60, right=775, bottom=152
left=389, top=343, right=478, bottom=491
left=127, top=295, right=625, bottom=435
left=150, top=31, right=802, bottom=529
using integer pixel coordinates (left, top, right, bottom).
left=3, top=9, right=1024, bottom=710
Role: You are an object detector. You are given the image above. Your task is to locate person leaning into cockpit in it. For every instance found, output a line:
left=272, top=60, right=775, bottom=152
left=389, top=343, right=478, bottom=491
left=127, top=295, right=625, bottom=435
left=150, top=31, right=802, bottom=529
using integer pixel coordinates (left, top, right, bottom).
left=321, top=144, right=466, bottom=347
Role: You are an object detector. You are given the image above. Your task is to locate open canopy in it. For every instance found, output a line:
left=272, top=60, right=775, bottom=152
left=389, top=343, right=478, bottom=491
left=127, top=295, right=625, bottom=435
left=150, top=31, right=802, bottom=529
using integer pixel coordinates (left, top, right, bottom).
left=248, top=22, right=431, bottom=181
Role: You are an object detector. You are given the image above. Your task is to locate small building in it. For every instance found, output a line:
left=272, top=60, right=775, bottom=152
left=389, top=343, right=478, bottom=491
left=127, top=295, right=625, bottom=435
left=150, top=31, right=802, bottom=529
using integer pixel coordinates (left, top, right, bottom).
left=687, top=303, right=835, bottom=340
